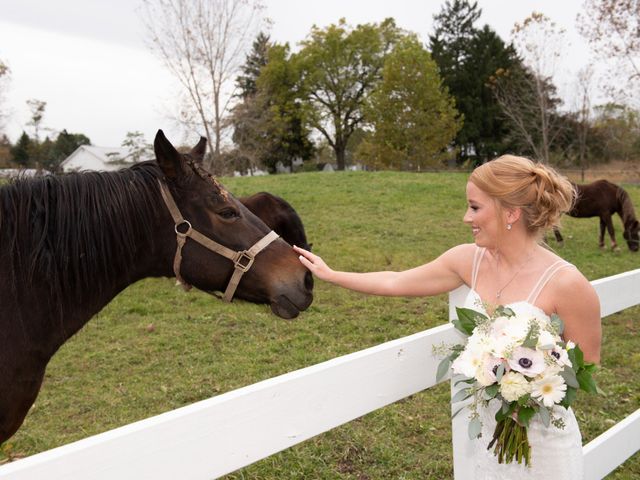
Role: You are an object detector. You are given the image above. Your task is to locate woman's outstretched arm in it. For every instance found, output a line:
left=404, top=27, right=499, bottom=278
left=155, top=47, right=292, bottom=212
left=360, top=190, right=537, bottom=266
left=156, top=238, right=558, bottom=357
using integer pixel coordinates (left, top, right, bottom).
left=294, top=244, right=472, bottom=298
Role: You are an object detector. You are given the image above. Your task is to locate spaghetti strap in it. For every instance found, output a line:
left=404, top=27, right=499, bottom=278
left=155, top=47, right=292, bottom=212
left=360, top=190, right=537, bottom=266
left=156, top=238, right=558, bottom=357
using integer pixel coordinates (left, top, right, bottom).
left=526, top=260, right=575, bottom=305
left=471, top=247, right=486, bottom=290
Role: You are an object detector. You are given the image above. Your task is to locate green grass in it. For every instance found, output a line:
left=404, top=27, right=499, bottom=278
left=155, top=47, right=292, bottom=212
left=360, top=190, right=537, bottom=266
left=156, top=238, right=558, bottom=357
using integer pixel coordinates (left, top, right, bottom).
left=1, top=171, right=639, bottom=479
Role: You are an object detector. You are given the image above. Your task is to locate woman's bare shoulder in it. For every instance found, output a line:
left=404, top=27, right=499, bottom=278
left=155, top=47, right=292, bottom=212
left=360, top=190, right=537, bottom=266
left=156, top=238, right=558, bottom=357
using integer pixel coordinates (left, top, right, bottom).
left=551, top=264, right=599, bottom=311
left=438, top=243, right=478, bottom=275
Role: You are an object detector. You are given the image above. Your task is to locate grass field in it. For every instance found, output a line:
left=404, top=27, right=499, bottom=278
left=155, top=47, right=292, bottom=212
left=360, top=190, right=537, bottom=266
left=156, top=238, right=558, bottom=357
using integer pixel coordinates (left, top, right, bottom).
left=1, top=171, right=639, bottom=478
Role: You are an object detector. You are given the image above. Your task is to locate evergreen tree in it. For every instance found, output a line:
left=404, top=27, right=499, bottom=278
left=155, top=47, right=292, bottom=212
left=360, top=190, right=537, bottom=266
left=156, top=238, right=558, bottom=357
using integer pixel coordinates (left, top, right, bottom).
left=235, top=31, right=271, bottom=99
left=429, top=0, right=519, bottom=163
left=10, top=132, right=32, bottom=167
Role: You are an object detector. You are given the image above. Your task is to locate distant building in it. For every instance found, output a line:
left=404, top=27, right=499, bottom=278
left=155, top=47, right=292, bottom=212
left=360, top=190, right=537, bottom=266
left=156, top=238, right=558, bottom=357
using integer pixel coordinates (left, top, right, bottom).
left=60, top=145, right=154, bottom=173
left=0, top=168, right=51, bottom=178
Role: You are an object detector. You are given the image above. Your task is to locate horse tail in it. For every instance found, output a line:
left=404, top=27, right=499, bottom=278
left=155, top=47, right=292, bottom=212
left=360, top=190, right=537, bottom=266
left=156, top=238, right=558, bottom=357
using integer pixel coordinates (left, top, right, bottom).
left=616, top=185, right=638, bottom=227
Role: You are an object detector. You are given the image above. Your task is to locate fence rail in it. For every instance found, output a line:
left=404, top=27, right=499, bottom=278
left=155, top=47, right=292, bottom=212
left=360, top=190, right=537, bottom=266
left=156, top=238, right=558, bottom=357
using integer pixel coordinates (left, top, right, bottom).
left=0, top=269, right=638, bottom=480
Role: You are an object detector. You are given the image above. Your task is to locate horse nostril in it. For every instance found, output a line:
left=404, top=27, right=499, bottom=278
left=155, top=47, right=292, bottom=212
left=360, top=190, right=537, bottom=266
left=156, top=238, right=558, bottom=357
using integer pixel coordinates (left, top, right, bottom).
left=304, top=270, right=314, bottom=291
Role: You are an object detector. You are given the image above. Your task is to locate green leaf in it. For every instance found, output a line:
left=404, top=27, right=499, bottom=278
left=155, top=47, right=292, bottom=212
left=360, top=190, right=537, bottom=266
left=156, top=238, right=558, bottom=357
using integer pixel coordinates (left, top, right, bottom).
left=455, top=377, right=476, bottom=386
left=452, top=387, right=473, bottom=403
left=537, top=405, right=551, bottom=427
left=517, top=393, right=531, bottom=406
left=495, top=305, right=515, bottom=317
left=517, top=406, right=535, bottom=428
left=521, top=327, right=539, bottom=349
left=560, top=367, right=580, bottom=389
left=568, top=344, right=585, bottom=369
left=452, top=405, right=466, bottom=420
left=436, top=357, right=452, bottom=383
left=468, top=417, right=482, bottom=439
left=495, top=363, right=505, bottom=382
left=576, top=370, right=598, bottom=394
left=453, top=307, right=485, bottom=336
left=485, top=384, right=499, bottom=399
left=550, top=313, right=564, bottom=334
left=496, top=401, right=515, bottom=422
left=560, top=386, right=577, bottom=408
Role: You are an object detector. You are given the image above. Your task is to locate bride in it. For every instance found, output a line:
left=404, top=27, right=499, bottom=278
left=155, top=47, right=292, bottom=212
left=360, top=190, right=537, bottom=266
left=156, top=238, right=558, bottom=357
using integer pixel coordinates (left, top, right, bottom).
left=294, top=155, right=601, bottom=478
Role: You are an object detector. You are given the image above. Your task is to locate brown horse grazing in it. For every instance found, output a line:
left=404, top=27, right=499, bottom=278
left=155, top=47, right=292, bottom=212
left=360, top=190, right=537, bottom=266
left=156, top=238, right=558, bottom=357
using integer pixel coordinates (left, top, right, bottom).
left=553, top=179, right=640, bottom=251
left=240, top=192, right=313, bottom=251
left=0, top=130, right=313, bottom=444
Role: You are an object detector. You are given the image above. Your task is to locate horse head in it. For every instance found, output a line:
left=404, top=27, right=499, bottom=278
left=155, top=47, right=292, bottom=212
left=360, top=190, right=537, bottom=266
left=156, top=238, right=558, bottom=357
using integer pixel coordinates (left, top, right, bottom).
left=154, top=130, right=313, bottom=318
left=623, top=220, right=640, bottom=252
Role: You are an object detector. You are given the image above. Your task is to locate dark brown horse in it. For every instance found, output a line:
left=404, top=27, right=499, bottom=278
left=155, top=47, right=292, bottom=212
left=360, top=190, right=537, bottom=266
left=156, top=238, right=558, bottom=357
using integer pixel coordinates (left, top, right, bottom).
left=0, top=130, right=313, bottom=444
left=240, top=192, right=313, bottom=251
left=553, top=179, right=639, bottom=251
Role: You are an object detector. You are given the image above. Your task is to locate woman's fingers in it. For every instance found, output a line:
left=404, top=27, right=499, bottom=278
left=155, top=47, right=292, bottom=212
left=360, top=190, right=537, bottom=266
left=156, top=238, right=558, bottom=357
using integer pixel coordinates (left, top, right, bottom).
left=293, top=245, right=315, bottom=262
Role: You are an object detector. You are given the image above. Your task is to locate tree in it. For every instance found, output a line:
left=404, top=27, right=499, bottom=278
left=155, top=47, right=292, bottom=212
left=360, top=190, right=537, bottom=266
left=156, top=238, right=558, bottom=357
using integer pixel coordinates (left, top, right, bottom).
left=231, top=39, right=314, bottom=174
left=578, top=0, right=640, bottom=101
left=573, top=66, right=595, bottom=178
left=490, top=13, right=566, bottom=163
left=591, top=103, right=640, bottom=161
left=10, top=132, right=32, bottom=168
left=121, top=131, right=152, bottom=163
left=235, top=31, right=271, bottom=99
left=429, top=1, right=520, bottom=163
left=26, top=99, right=47, bottom=143
left=41, top=130, right=91, bottom=173
left=141, top=0, right=267, bottom=173
left=357, top=36, right=462, bottom=170
left=294, top=18, right=402, bottom=170
left=0, top=59, right=10, bottom=134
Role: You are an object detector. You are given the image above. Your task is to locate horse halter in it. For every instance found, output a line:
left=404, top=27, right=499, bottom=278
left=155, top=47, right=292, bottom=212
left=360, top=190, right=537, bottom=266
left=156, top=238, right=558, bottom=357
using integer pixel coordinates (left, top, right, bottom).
left=157, top=180, right=279, bottom=302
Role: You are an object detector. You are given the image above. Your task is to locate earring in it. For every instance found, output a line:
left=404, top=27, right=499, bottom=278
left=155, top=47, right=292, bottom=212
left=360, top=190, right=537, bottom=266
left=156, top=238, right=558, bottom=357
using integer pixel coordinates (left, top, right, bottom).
left=507, top=223, right=512, bottom=230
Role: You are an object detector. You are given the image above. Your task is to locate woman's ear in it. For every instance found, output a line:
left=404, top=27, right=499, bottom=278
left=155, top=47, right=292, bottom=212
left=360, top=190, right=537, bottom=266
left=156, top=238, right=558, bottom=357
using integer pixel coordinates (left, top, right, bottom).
left=505, top=207, right=522, bottom=225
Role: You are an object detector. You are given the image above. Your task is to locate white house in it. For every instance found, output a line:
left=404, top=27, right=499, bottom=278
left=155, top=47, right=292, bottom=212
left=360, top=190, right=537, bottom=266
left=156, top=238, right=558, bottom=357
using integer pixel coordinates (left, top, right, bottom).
left=60, top=146, right=153, bottom=173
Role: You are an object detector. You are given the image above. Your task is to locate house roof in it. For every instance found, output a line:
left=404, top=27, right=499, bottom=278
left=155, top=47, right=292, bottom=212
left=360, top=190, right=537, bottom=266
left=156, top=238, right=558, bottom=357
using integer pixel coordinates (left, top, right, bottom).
left=60, top=145, right=154, bottom=172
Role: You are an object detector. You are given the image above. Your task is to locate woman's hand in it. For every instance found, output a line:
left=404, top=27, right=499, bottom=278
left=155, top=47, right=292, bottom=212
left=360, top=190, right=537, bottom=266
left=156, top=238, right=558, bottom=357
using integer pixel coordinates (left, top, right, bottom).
left=293, top=245, right=335, bottom=282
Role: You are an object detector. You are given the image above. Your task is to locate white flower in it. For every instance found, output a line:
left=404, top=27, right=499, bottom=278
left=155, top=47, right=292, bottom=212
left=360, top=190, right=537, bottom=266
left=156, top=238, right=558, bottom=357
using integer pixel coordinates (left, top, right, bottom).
left=489, top=316, right=529, bottom=357
left=566, top=340, right=576, bottom=350
left=476, top=354, right=503, bottom=387
left=549, top=346, right=572, bottom=368
left=532, top=374, right=567, bottom=407
left=452, top=347, right=484, bottom=379
left=499, top=371, right=531, bottom=402
left=537, top=330, right=558, bottom=350
left=508, top=346, right=546, bottom=377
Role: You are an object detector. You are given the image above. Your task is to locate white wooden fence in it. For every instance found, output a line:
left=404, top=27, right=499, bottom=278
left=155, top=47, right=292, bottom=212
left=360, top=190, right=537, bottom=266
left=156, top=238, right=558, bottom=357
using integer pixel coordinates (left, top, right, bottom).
left=1, top=269, right=639, bottom=480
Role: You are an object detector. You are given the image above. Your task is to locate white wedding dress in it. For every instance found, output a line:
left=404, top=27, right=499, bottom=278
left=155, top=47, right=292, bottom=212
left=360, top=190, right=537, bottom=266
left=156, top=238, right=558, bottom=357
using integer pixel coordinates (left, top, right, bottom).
left=461, top=247, right=584, bottom=479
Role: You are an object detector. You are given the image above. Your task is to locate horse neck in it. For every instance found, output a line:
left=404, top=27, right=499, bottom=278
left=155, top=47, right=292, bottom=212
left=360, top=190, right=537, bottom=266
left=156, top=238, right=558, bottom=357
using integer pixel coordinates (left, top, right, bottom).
left=617, top=188, right=637, bottom=228
left=1, top=167, right=175, bottom=357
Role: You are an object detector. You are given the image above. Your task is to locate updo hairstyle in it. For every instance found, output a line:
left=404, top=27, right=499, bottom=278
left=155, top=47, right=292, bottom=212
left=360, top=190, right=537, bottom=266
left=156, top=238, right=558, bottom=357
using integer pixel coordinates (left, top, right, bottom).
left=469, top=155, right=575, bottom=236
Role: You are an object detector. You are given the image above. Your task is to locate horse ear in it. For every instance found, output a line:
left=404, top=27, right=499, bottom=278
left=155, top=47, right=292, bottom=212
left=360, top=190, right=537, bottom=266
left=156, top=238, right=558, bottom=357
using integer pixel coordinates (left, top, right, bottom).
left=189, top=136, right=207, bottom=164
left=154, top=130, right=184, bottom=179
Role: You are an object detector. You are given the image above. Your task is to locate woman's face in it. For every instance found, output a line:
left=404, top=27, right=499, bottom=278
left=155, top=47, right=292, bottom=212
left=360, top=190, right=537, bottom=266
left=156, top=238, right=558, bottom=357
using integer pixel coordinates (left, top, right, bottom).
left=464, top=182, right=503, bottom=247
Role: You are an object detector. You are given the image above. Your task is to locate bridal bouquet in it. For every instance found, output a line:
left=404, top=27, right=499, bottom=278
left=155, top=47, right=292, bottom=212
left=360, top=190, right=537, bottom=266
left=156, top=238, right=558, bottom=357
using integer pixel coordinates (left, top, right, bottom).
left=436, top=305, right=599, bottom=467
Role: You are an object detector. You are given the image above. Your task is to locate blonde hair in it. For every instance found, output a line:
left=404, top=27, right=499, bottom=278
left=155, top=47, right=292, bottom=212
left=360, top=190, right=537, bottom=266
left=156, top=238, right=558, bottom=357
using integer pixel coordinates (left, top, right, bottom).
left=469, top=155, right=575, bottom=236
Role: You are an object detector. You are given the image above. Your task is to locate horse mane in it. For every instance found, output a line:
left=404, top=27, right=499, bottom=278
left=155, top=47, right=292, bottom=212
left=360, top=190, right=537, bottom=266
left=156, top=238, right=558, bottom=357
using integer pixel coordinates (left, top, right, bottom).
left=0, top=162, right=164, bottom=314
left=616, top=184, right=638, bottom=227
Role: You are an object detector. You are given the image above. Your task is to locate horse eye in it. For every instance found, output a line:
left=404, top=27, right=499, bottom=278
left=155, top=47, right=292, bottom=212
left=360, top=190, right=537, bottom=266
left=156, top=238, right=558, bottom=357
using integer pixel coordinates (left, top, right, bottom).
left=218, top=208, right=239, bottom=220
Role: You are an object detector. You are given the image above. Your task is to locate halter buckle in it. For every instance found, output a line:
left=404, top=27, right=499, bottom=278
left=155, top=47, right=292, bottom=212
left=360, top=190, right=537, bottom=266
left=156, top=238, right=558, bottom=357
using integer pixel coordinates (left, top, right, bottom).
left=234, top=251, right=254, bottom=272
left=175, top=220, right=192, bottom=237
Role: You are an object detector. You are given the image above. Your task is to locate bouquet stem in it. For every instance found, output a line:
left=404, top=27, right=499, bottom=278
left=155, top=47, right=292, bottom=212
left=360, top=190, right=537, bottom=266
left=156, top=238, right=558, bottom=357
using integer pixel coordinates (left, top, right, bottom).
left=487, top=417, right=531, bottom=467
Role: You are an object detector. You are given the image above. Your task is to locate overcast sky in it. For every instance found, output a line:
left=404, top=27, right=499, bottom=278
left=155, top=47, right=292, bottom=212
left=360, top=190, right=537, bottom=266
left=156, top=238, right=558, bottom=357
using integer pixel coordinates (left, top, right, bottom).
left=0, top=0, right=594, bottom=147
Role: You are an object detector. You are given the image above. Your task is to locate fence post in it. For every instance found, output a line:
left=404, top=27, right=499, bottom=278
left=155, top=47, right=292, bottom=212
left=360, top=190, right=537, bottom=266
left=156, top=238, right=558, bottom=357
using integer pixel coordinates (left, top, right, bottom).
left=449, top=286, right=474, bottom=480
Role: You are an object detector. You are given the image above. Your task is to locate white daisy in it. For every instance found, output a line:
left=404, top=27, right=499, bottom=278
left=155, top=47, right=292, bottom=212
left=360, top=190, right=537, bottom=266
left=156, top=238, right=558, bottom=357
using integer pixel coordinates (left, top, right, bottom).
left=532, top=374, right=567, bottom=407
